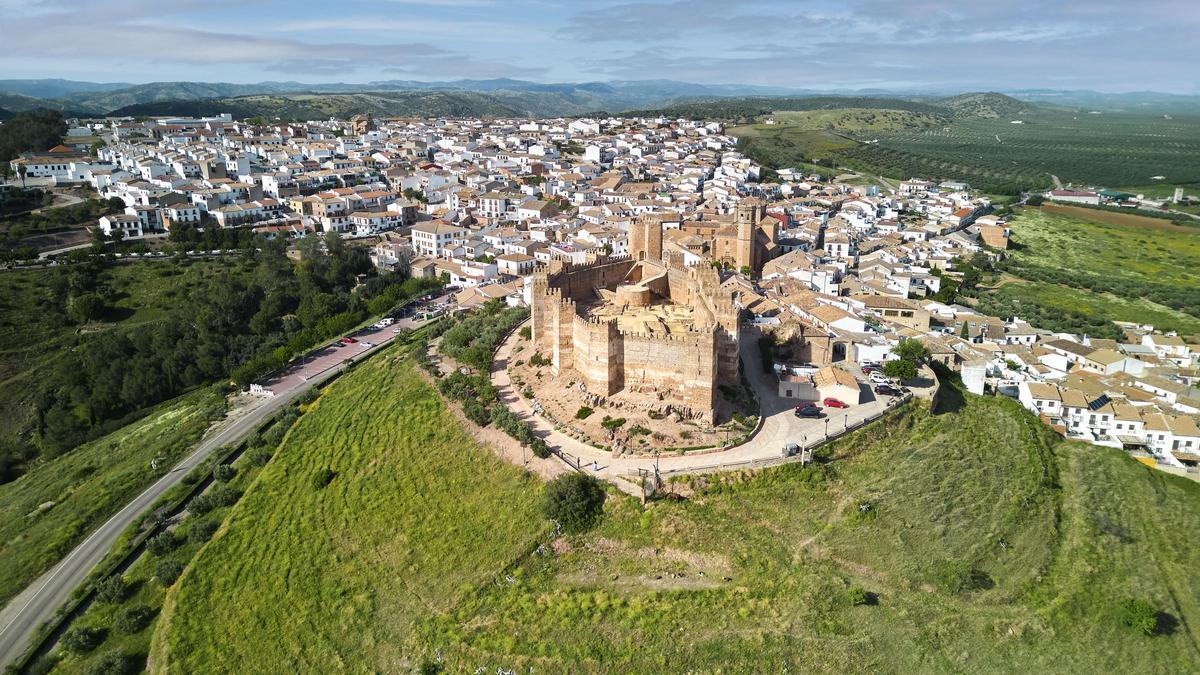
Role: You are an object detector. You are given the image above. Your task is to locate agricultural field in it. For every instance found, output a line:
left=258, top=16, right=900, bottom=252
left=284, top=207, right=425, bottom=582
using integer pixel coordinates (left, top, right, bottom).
left=987, top=206, right=1200, bottom=336
left=859, top=110, right=1200, bottom=191
left=977, top=281, right=1200, bottom=338
left=0, top=387, right=225, bottom=606
left=732, top=97, right=1200, bottom=194
left=151, top=350, right=545, bottom=673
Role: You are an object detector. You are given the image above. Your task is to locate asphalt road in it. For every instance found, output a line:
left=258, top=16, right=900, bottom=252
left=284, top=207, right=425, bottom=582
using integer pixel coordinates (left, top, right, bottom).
left=0, top=299, right=446, bottom=668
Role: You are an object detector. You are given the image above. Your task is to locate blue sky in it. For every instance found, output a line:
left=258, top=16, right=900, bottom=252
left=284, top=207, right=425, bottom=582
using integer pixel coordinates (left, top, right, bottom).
left=1, top=0, right=1196, bottom=93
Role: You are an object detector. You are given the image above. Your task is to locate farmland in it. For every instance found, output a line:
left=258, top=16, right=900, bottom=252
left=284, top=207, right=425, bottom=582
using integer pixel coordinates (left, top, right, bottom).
left=151, top=349, right=545, bottom=673
left=988, top=206, right=1200, bottom=334
left=731, top=98, right=1200, bottom=193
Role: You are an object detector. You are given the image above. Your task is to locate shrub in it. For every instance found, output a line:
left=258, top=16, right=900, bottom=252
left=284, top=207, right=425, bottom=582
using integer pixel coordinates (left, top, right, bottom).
left=519, top=326, right=531, bottom=340
left=846, top=586, right=870, bottom=607
left=312, top=469, right=337, bottom=490
left=87, top=652, right=137, bottom=675
left=210, top=484, right=240, bottom=506
left=114, top=604, right=155, bottom=634
left=575, top=406, right=594, bottom=420
left=529, top=352, right=551, bottom=367
left=145, top=531, right=177, bottom=556
left=248, top=447, right=274, bottom=466
left=214, top=464, right=236, bottom=482
left=461, top=398, right=491, bottom=427
left=1120, top=598, right=1159, bottom=635
left=530, top=437, right=552, bottom=459
left=543, top=473, right=607, bottom=534
left=94, top=576, right=127, bottom=604
left=628, top=425, right=651, bottom=436
left=189, top=493, right=216, bottom=515
left=600, top=416, right=627, bottom=431
left=156, top=560, right=185, bottom=587
left=188, top=518, right=219, bottom=543
left=60, top=626, right=104, bottom=654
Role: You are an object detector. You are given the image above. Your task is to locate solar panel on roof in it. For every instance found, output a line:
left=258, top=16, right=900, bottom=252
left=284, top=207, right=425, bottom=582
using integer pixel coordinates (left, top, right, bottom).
left=1087, top=394, right=1111, bottom=411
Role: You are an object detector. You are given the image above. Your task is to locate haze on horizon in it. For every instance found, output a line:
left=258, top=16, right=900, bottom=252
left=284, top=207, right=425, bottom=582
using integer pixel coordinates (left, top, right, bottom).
left=0, top=0, right=1196, bottom=95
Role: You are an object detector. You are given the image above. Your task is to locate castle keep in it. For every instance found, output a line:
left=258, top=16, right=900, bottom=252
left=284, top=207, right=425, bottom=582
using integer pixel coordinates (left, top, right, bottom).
left=530, top=216, right=741, bottom=423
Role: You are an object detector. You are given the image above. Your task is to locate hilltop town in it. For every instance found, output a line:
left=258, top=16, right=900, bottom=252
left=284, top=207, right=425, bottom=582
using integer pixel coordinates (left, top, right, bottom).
left=8, top=111, right=1200, bottom=475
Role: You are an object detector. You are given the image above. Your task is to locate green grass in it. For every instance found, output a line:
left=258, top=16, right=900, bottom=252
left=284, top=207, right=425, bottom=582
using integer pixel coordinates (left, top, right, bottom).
left=45, top=436, right=275, bottom=675
left=151, top=350, right=545, bottom=673
left=420, top=394, right=1200, bottom=673
left=0, top=387, right=225, bottom=606
left=147, top=359, right=1200, bottom=672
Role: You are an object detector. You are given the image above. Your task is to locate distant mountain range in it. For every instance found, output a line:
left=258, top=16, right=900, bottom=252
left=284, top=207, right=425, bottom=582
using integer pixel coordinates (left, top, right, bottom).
left=0, top=78, right=1196, bottom=119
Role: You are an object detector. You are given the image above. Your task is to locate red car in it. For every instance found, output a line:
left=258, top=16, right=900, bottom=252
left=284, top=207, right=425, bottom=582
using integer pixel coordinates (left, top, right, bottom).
left=823, top=397, right=849, bottom=409
left=340, top=336, right=357, bottom=344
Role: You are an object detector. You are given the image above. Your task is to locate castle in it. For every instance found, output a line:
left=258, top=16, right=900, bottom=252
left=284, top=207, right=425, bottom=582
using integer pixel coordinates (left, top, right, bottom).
left=530, top=215, right=741, bottom=423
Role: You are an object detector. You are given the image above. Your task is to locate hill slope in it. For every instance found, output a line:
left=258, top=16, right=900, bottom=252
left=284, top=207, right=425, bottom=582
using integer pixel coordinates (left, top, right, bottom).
left=110, top=91, right=530, bottom=120
left=152, top=356, right=1200, bottom=672
left=938, top=91, right=1035, bottom=119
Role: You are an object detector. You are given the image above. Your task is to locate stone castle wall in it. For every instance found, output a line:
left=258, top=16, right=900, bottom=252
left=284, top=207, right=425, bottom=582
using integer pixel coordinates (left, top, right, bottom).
left=530, top=254, right=737, bottom=424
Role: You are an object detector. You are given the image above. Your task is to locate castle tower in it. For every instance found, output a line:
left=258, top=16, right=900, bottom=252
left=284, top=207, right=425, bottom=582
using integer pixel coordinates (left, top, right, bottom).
left=630, top=214, right=664, bottom=262
left=735, top=198, right=765, bottom=275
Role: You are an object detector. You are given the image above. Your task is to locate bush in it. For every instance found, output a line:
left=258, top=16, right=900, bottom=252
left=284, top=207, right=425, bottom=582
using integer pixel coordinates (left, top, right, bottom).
left=248, top=447, right=274, bottom=466
left=543, top=473, right=607, bottom=534
left=528, top=352, right=551, bottom=367
left=214, top=464, right=236, bottom=482
left=846, top=586, right=870, bottom=607
left=519, top=326, right=531, bottom=340
left=188, top=518, right=219, bottom=543
left=60, top=626, right=104, bottom=654
left=94, top=576, right=127, bottom=604
left=145, top=531, right=177, bottom=556
left=600, top=416, right=627, bottom=431
left=575, top=406, right=594, bottom=420
left=114, top=604, right=155, bottom=634
left=312, top=468, right=336, bottom=490
left=156, top=559, right=185, bottom=587
left=1120, top=598, right=1159, bottom=635
left=189, top=493, right=216, bottom=515
left=87, top=652, right=138, bottom=675
left=530, top=437, right=552, bottom=459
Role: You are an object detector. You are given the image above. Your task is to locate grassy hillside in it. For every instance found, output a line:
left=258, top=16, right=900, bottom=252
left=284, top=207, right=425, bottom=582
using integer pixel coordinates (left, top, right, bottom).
left=0, top=387, right=224, bottom=606
left=109, top=90, right=530, bottom=120
left=151, top=351, right=544, bottom=673
left=150, top=355, right=1200, bottom=672
left=937, top=92, right=1036, bottom=119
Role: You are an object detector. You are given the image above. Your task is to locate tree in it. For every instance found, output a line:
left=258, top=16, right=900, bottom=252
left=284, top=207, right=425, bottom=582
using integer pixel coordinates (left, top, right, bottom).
left=86, top=651, right=137, bottom=675
left=892, top=338, right=931, bottom=364
left=156, top=559, right=185, bottom=587
left=542, top=473, right=606, bottom=534
left=883, top=359, right=918, bottom=380
left=1026, top=194, right=1045, bottom=206
left=68, top=292, right=105, bottom=323
left=94, top=575, right=127, bottom=603
left=146, top=531, right=177, bottom=556
left=60, top=626, right=104, bottom=654
left=959, top=322, right=970, bottom=339
left=1120, top=598, right=1159, bottom=635
left=114, top=604, right=155, bottom=634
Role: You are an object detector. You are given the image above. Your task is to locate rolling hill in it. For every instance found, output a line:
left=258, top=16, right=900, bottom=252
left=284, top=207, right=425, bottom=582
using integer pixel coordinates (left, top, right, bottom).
left=937, top=91, right=1036, bottom=119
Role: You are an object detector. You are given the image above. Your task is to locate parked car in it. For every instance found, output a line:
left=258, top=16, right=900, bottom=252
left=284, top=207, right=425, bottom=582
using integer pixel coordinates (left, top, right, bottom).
left=861, top=365, right=880, bottom=374
left=868, top=371, right=892, bottom=384
left=360, top=341, right=374, bottom=348
left=823, top=397, right=849, bottom=409
left=341, top=336, right=358, bottom=344
left=874, top=384, right=902, bottom=396
left=329, top=342, right=342, bottom=349
left=794, top=406, right=823, bottom=418
left=392, top=326, right=404, bottom=334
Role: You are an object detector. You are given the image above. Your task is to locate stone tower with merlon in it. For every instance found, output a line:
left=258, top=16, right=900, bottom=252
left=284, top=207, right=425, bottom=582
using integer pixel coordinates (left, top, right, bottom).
left=629, top=214, right=664, bottom=263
